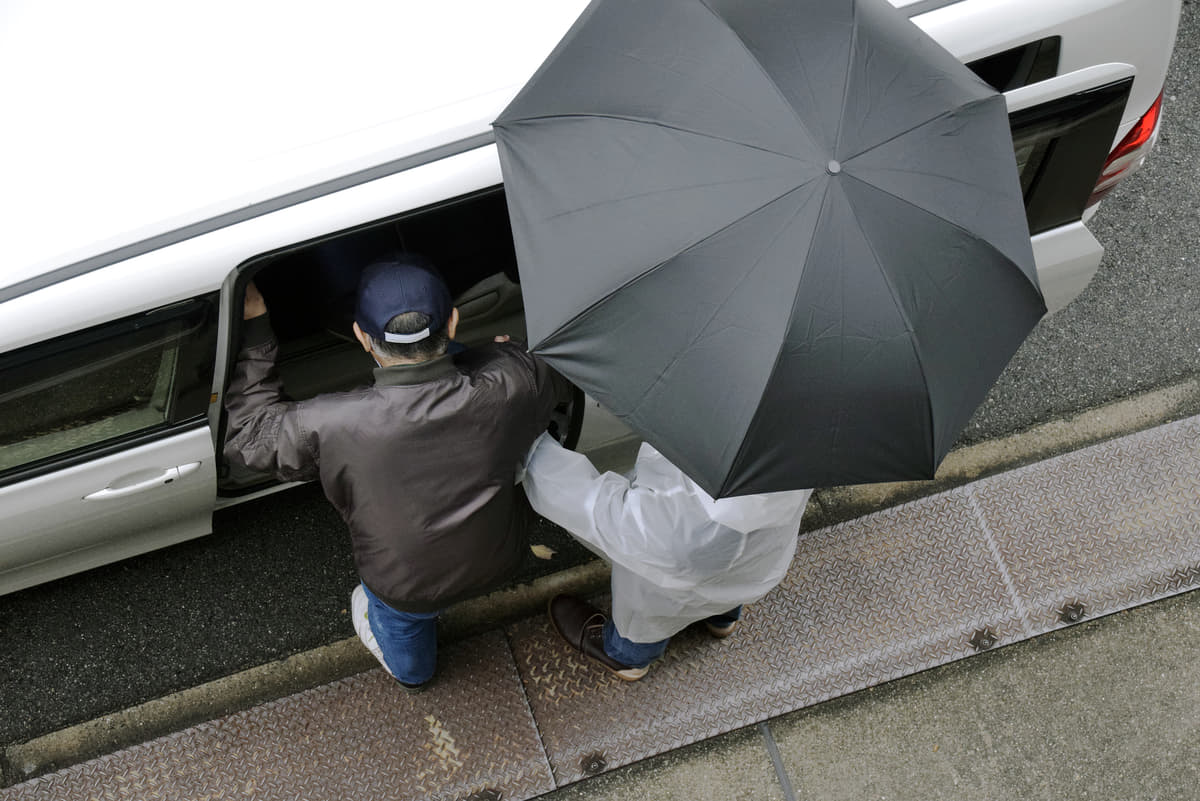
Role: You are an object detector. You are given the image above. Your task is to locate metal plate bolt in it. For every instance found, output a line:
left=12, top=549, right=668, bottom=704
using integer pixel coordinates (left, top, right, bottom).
left=582, top=753, right=608, bottom=775
left=969, top=628, right=998, bottom=651
left=1058, top=601, right=1087, bottom=624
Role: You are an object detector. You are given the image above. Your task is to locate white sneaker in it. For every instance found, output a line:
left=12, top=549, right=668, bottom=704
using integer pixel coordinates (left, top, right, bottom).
left=351, top=584, right=395, bottom=677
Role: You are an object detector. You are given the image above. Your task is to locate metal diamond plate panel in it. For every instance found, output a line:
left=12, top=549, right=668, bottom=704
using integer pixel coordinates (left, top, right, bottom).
left=3, top=631, right=553, bottom=801
left=6, top=416, right=1199, bottom=801
left=971, top=415, right=1200, bottom=630
left=508, top=492, right=1026, bottom=786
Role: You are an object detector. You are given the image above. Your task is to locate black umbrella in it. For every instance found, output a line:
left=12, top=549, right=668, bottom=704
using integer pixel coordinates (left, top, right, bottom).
left=494, top=0, right=1046, bottom=497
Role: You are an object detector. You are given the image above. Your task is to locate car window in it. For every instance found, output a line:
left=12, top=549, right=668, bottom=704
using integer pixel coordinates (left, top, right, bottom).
left=0, top=295, right=218, bottom=476
left=220, top=186, right=530, bottom=493
left=1010, top=78, right=1131, bottom=234
left=248, top=186, right=521, bottom=400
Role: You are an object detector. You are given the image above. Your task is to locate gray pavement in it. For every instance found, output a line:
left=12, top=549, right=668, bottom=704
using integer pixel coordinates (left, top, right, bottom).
left=540, top=589, right=1200, bottom=801
left=4, top=410, right=1197, bottom=799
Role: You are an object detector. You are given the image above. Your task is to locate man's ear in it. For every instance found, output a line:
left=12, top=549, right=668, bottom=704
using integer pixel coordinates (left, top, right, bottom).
left=352, top=322, right=373, bottom=354
left=446, top=307, right=460, bottom=340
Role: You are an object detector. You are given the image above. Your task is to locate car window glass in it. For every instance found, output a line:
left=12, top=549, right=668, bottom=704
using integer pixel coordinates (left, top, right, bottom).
left=0, top=296, right=217, bottom=475
left=1009, top=78, right=1131, bottom=234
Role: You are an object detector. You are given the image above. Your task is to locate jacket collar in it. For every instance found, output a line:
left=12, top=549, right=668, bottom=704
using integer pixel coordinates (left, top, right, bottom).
left=373, top=353, right=459, bottom=386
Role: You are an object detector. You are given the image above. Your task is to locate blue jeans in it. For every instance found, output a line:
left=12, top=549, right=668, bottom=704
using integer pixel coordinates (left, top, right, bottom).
left=361, top=583, right=440, bottom=685
left=603, top=606, right=743, bottom=668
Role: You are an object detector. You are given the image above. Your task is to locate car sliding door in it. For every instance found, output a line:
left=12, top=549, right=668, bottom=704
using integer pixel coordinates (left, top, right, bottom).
left=0, top=295, right=219, bottom=594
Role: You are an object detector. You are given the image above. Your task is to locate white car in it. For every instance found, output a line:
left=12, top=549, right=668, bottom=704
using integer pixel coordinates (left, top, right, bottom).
left=0, top=0, right=1183, bottom=594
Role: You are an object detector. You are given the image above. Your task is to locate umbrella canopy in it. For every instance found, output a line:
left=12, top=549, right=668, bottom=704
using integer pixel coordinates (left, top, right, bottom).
left=494, top=0, right=1046, bottom=497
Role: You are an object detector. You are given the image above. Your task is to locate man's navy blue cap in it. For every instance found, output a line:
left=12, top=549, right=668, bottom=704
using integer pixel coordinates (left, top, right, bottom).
left=355, top=255, right=452, bottom=343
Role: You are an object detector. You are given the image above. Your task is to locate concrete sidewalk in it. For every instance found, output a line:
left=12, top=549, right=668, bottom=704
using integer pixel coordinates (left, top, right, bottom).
left=3, top=406, right=1198, bottom=800
left=534, top=589, right=1200, bottom=801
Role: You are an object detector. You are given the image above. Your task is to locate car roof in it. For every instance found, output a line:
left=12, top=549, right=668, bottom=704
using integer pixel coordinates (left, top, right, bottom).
left=1, top=0, right=943, bottom=297
left=0, top=0, right=587, bottom=293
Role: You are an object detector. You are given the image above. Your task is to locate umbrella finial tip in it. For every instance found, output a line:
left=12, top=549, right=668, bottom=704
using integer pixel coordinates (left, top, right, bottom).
left=826, top=160, right=842, bottom=175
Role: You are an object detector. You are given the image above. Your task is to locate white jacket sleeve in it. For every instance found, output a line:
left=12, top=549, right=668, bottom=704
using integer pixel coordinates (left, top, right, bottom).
left=522, top=433, right=812, bottom=642
left=520, top=432, right=652, bottom=564
left=522, top=434, right=778, bottom=587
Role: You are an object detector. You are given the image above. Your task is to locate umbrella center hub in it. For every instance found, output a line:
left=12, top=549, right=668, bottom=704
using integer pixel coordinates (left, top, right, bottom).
left=826, top=160, right=842, bottom=175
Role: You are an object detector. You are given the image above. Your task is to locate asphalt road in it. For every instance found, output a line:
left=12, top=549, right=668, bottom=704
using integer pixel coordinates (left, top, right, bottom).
left=2, top=5, right=1198, bottom=751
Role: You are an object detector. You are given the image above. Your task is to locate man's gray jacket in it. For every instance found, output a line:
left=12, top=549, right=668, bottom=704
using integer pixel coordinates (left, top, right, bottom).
left=224, top=316, right=569, bottom=612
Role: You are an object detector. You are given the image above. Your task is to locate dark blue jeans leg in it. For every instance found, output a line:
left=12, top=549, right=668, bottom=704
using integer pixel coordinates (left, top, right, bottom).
left=705, top=606, right=744, bottom=628
left=361, top=582, right=439, bottom=685
left=602, top=619, right=668, bottom=668
left=603, top=607, right=745, bottom=667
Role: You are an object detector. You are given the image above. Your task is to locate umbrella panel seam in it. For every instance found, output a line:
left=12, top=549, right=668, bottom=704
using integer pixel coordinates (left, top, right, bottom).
left=842, top=96, right=999, bottom=167
left=836, top=179, right=939, bottom=470
left=831, top=3, right=997, bottom=163
left=502, top=27, right=802, bottom=152
left=692, top=0, right=827, bottom=153
left=840, top=170, right=1044, bottom=302
left=833, top=0, right=862, bottom=162
left=537, top=174, right=811, bottom=225
left=496, top=113, right=816, bottom=164
left=616, top=182, right=827, bottom=463
left=720, top=182, right=835, bottom=497
left=532, top=180, right=827, bottom=354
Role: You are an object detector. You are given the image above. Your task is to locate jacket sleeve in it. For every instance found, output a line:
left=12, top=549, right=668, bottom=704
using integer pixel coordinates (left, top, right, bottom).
left=492, top=340, right=573, bottom=433
left=521, top=433, right=707, bottom=584
left=529, top=348, right=574, bottom=426
left=222, top=315, right=320, bottom=483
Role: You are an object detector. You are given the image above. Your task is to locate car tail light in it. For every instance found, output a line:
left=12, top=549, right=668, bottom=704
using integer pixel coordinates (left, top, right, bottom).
left=1086, top=90, right=1164, bottom=207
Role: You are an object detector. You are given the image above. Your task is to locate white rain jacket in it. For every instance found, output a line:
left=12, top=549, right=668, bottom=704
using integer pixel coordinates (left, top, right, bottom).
left=521, top=433, right=812, bottom=643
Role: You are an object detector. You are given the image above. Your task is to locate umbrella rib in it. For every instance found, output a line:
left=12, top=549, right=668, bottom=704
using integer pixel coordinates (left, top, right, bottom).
left=619, top=184, right=821, bottom=420
left=592, top=42, right=789, bottom=139
left=720, top=183, right=837, bottom=496
left=693, top=0, right=827, bottom=151
left=535, top=178, right=823, bottom=352
left=832, top=0, right=861, bottom=160
left=836, top=8, right=962, bottom=158
left=540, top=170, right=809, bottom=224
left=845, top=96, right=996, bottom=164
left=833, top=173, right=1043, bottom=466
left=842, top=170, right=1044, bottom=300
left=498, top=111, right=808, bottom=163
left=715, top=182, right=840, bottom=496
left=843, top=185, right=938, bottom=466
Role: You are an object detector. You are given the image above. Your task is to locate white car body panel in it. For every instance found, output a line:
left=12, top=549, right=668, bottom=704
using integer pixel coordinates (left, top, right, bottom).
left=914, top=0, right=1179, bottom=135
left=0, top=0, right=1183, bottom=593
left=0, top=428, right=215, bottom=594
left=2, top=0, right=1179, bottom=306
left=0, top=0, right=582, bottom=289
left=1030, top=223, right=1107, bottom=314
left=3, top=147, right=505, bottom=352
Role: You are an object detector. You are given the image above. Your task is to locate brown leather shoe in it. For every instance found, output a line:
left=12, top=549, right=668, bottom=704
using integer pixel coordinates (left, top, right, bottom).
left=547, top=594, right=649, bottom=681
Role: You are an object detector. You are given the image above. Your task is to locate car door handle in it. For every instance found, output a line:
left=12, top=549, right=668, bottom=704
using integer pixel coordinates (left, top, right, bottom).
left=83, top=462, right=202, bottom=500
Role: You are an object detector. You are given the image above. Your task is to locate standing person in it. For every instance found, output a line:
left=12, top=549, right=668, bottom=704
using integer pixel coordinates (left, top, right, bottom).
left=224, top=255, right=569, bottom=692
left=520, top=432, right=811, bottom=681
